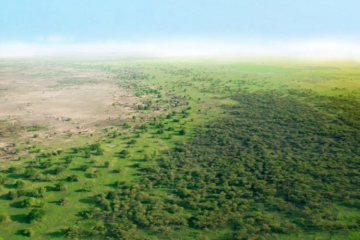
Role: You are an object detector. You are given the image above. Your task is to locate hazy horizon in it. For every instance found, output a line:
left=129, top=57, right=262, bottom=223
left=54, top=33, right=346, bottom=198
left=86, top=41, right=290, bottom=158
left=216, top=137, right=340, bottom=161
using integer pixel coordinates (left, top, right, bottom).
left=1, top=0, right=360, bottom=59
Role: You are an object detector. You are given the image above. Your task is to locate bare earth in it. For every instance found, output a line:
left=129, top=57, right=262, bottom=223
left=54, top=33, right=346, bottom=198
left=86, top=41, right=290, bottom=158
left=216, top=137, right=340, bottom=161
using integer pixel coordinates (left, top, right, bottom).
left=0, top=62, right=139, bottom=159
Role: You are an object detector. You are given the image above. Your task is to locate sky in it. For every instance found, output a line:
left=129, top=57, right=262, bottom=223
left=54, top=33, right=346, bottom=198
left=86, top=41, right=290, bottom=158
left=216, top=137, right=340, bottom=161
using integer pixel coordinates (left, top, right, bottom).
left=1, top=0, right=360, bottom=59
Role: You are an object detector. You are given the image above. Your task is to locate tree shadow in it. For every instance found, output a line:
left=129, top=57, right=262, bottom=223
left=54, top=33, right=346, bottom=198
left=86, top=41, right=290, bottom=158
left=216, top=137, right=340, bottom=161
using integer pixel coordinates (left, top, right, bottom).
left=10, top=201, right=23, bottom=208
left=6, top=173, right=24, bottom=179
left=11, top=214, right=28, bottom=224
left=70, top=167, right=86, bottom=172
left=0, top=193, right=10, bottom=200
left=47, top=229, right=65, bottom=238
left=45, top=185, right=57, bottom=192
left=3, top=183, right=14, bottom=189
left=78, top=197, right=94, bottom=205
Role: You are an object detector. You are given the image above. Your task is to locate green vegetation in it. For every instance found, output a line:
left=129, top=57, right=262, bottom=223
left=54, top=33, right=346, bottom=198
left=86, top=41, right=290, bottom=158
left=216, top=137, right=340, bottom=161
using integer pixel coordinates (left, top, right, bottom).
left=0, top=59, right=359, bottom=239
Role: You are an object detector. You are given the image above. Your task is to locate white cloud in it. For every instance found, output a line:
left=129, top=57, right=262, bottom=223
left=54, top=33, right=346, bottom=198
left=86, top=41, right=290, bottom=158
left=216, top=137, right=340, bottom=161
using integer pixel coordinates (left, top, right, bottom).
left=0, top=38, right=360, bottom=60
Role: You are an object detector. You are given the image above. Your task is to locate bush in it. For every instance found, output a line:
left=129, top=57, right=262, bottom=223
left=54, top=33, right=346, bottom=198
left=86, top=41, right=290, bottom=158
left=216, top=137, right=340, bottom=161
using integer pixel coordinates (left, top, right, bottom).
left=8, top=166, right=22, bottom=173
left=104, top=161, right=110, bottom=168
left=14, top=180, right=25, bottom=188
left=21, top=228, right=33, bottom=237
left=81, top=165, right=90, bottom=171
left=27, top=208, right=45, bottom=223
left=58, top=197, right=70, bottom=206
left=20, top=197, right=36, bottom=208
left=55, top=183, right=68, bottom=191
left=8, top=190, right=18, bottom=200
left=54, top=166, right=66, bottom=175
left=0, top=213, right=11, bottom=223
left=67, top=175, right=80, bottom=182
left=113, top=167, right=123, bottom=173
left=90, top=170, right=102, bottom=178
left=179, top=129, right=186, bottom=135
left=64, top=225, right=83, bottom=238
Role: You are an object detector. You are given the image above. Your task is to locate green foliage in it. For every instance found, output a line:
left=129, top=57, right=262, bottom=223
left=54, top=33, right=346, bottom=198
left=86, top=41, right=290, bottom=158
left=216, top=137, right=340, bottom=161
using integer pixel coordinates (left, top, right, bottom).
left=2, top=60, right=360, bottom=239
left=14, top=180, right=25, bottom=188
left=64, top=225, right=83, bottom=238
left=21, top=228, right=33, bottom=237
left=0, top=214, right=11, bottom=223
left=19, top=197, right=36, bottom=208
left=7, top=190, right=18, bottom=200
left=58, top=197, right=70, bottom=206
left=54, top=182, right=68, bottom=191
left=90, top=170, right=102, bottom=178
left=179, top=129, right=186, bottom=135
left=104, top=161, right=110, bottom=168
left=67, top=174, right=80, bottom=182
left=123, top=122, right=131, bottom=129
left=27, top=208, right=45, bottom=223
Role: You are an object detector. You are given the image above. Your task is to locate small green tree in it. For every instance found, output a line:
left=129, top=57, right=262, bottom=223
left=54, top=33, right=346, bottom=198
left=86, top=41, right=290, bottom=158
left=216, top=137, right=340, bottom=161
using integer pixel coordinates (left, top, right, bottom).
left=27, top=208, right=45, bottom=223
left=104, top=161, right=110, bottom=168
left=21, top=228, right=33, bottom=237
left=20, top=197, right=36, bottom=208
left=55, top=183, right=68, bottom=191
left=67, top=175, right=80, bottom=182
left=0, top=213, right=11, bottom=223
left=14, top=180, right=25, bottom=188
left=58, top=197, right=70, bottom=206
left=179, top=129, right=186, bottom=135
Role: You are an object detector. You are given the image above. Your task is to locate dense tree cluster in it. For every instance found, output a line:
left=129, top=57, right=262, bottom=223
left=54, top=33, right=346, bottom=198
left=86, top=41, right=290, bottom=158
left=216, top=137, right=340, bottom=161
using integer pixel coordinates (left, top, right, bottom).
left=74, top=90, right=360, bottom=239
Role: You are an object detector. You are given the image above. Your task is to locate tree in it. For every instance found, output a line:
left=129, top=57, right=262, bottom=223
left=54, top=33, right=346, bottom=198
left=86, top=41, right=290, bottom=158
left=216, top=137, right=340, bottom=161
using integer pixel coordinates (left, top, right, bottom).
left=21, top=228, right=33, bottom=237
left=84, top=150, right=91, bottom=158
left=8, top=190, right=18, bottom=200
left=27, top=208, right=45, bottom=223
left=55, top=183, right=68, bottom=191
left=64, top=225, right=83, bottom=238
left=96, top=148, right=104, bottom=155
left=0, top=213, right=11, bottom=223
left=119, top=150, right=130, bottom=158
left=179, top=129, right=186, bottom=135
left=108, top=221, right=137, bottom=240
left=14, top=180, right=25, bottom=188
left=54, top=166, right=66, bottom=175
left=58, top=197, right=70, bottom=206
left=113, top=167, right=123, bottom=173
left=104, top=161, right=110, bottom=168
left=144, top=154, right=152, bottom=161
left=91, top=170, right=102, bottom=178
left=20, top=197, right=36, bottom=208
left=67, top=175, right=80, bottom=182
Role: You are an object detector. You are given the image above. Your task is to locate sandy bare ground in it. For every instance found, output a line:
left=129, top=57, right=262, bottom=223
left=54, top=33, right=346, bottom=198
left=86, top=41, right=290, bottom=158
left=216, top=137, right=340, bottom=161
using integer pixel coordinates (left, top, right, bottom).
left=0, top=62, right=139, bottom=158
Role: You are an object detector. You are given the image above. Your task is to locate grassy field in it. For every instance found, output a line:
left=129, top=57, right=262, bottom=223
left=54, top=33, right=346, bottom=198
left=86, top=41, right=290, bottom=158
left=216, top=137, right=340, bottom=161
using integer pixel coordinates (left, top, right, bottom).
left=0, top=59, right=359, bottom=239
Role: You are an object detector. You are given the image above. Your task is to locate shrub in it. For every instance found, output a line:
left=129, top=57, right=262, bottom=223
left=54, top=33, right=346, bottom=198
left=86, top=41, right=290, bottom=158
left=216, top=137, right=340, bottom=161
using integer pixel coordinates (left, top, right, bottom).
left=113, top=168, right=123, bottom=173
left=27, top=208, right=45, bottom=223
left=104, top=161, right=110, bottom=168
left=21, top=228, right=33, bottom=237
left=14, top=180, right=25, bottom=188
left=20, top=197, right=36, bottom=208
left=179, top=129, right=186, bottom=135
left=55, top=183, right=68, bottom=191
left=58, top=197, right=70, bottom=206
left=67, top=175, right=80, bottom=182
left=0, top=213, right=11, bottom=223
left=8, top=190, right=18, bottom=200
left=90, top=171, right=102, bottom=178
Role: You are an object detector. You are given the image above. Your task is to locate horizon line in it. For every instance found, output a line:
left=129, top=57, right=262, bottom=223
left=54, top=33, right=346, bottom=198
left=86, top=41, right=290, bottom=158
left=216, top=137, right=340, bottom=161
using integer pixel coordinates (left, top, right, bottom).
left=1, top=39, right=360, bottom=61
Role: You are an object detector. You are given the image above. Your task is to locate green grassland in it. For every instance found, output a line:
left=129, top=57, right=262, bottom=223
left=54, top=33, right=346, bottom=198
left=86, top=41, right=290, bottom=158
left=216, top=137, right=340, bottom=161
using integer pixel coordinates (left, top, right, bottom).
left=0, top=59, right=360, bottom=239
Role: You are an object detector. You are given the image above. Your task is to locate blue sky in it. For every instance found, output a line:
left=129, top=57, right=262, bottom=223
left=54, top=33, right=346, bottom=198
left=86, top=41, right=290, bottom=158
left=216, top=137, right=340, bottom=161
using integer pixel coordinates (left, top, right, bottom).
left=1, top=0, right=360, bottom=58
